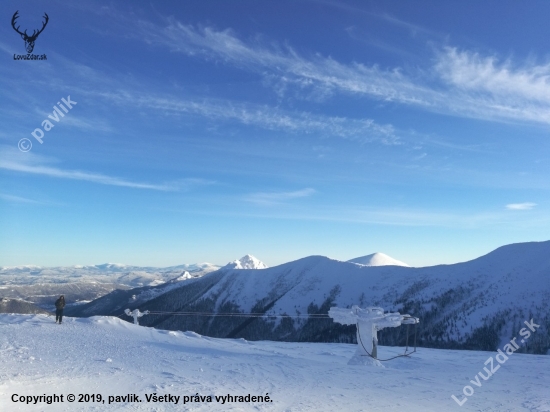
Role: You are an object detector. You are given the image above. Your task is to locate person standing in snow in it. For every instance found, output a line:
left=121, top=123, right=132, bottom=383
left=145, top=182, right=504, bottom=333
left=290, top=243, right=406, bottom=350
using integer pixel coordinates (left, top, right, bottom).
left=55, top=295, right=65, bottom=324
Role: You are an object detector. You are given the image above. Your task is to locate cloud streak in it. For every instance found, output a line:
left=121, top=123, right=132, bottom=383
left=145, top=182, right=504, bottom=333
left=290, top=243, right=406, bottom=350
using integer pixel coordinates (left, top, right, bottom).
left=130, top=18, right=550, bottom=126
left=0, top=146, right=199, bottom=191
left=89, top=90, right=398, bottom=144
left=506, top=202, right=537, bottom=210
left=245, top=188, right=316, bottom=205
left=434, top=48, right=550, bottom=124
left=0, top=193, right=40, bottom=204
left=174, top=203, right=548, bottom=229
left=136, top=20, right=435, bottom=106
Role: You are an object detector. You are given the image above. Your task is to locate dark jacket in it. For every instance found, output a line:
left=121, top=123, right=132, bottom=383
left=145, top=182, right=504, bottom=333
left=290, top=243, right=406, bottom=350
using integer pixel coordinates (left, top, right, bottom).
left=55, top=297, right=65, bottom=310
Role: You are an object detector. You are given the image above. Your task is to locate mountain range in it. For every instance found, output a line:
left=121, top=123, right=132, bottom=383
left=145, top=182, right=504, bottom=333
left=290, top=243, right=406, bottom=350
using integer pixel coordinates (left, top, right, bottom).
left=65, top=242, right=550, bottom=354
left=0, top=262, right=220, bottom=310
left=0, top=298, right=51, bottom=315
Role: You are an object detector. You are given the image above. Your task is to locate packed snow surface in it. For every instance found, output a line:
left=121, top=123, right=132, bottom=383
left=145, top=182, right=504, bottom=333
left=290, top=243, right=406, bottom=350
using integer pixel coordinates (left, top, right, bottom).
left=1, top=314, right=548, bottom=411
left=347, top=253, right=409, bottom=267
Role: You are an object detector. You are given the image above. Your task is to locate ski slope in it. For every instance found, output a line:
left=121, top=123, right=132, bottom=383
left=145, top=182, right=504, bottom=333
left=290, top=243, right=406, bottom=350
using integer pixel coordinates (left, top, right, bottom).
left=1, top=314, right=548, bottom=411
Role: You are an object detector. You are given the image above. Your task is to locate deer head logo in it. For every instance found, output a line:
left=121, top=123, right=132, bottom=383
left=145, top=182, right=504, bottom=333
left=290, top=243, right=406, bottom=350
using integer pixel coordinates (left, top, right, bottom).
left=11, top=11, right=49, bottom=54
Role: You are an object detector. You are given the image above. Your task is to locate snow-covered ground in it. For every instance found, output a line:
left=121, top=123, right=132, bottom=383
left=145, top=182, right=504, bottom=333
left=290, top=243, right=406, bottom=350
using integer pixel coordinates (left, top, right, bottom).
left=1, top=314, right=548, bottom=411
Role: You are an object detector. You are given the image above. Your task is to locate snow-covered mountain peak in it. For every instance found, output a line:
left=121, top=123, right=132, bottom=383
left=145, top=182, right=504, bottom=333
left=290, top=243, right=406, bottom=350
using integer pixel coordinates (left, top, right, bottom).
left=174, top=271, right=193, bottom=281
left=347, top=252, right=409, bottom=267
left=225, top=254, right=268, bottom=269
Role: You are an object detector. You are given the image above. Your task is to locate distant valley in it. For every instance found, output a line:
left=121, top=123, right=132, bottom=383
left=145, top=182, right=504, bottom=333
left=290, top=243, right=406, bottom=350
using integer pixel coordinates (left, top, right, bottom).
left=0, top=262, right=220, bottom=311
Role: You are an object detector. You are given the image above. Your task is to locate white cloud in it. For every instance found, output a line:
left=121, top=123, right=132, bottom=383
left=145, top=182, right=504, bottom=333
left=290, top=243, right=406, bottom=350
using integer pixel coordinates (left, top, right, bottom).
left=436, top=48, right=550, bottom=102
left=413, top=152, right=427, bottom=160
left=188, top=203, right=549, bottom=228
left=506, top=202, right=537, bottom=210
left=245, top=188, right=316, bottom=205
left=131, top=19, right=550, bottom=125
left=89, top=91, right=398, bottom=144
left=125, top=19, right=437, bottom=106
left=0, top=193, right=40, bottom=204
left=0, top=146, right=196, bottom=191
left=434, top=48, right=550, bottom=124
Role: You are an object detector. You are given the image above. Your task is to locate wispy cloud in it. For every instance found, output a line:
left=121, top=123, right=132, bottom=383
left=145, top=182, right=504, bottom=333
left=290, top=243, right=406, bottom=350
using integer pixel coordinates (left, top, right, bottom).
left=32, top=109, right=113, bottom=133
left=434, top=48, right=550, bottom=124
left=167, top=203, right=548, bottom=229
left=376, top=12, right=437, bottom=37
left=134, top=20, right=434, bottom=106
left=127, top=18, right=550, bottom=126
left=245, top=188, right=316, bottom=205
left=0, top=146, right=201, bottom=191
left=436, top=48, right=550, bottom=103
left=0, top=193, right=40, bottom=204
left=0, top=193, right=63, bottom=206
left=88, top=91, right=398, bottom=144
left=506, top=202, right=537, bottom=210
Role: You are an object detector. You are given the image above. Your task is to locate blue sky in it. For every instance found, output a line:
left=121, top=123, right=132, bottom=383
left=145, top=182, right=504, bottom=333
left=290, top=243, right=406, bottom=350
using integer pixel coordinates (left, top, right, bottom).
left=1, top=0, right=549, bottom=267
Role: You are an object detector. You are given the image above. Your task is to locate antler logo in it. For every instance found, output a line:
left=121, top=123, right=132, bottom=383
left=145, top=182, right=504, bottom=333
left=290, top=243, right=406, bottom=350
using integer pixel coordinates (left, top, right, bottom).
left=11, top=11, right=49, bottom=54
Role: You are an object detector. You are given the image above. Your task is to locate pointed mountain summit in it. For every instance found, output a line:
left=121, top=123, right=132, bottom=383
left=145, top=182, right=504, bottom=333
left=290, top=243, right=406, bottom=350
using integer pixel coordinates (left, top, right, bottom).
left=224, top=254, right=268, bottom=269
left=347, top=252, right=409, bottom=267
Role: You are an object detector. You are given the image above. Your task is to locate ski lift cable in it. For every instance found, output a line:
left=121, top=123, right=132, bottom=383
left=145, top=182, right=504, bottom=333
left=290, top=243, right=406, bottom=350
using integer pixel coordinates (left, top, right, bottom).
left=144, top=310, right=331, bottom=319
left=118, top=308, right=419, bottom=360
